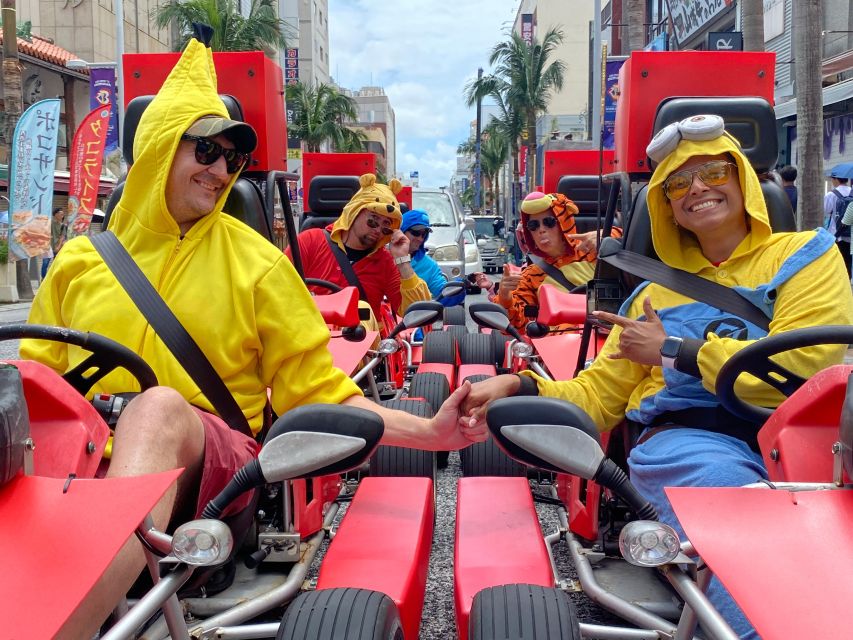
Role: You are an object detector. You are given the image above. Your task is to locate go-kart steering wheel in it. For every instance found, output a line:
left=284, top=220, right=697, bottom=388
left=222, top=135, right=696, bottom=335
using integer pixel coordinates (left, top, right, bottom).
left=0, top=324, right=158, bottom=396
left=716, top=325, right=853, bottom=423
left=304, top=278, right=343, bottom=293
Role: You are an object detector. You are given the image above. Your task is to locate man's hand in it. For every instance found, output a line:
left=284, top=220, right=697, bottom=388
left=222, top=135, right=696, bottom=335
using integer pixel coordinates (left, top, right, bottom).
left=459, top=374, right=521, bottom=432
left=387, top=229, right=411, bottom=258
left=472, top=272, right=494, bottom=291
left=593, top=296, right=667, bottom=366
left=498, top=263, right=522, bottom=304
left=565, top=230, right=600, bottom=255
left=430, top=381, right=488, bottom=448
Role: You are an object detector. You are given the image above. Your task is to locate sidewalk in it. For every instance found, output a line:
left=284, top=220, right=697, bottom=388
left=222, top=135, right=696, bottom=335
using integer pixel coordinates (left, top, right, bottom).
left=0, top=300, right=32, bottom=325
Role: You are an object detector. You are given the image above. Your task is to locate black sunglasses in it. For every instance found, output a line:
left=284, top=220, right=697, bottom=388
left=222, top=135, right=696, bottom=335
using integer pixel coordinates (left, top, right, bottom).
left=407, top=228, right=430, bottom=238
left=525, top=216, right=559, bottom=232
left=365, top=215, right=394, bottom=235
left=181, top=134, right=249, bottom=174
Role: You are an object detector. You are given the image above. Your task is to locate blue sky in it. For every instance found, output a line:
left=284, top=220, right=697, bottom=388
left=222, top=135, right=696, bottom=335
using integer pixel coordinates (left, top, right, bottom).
left=328, top=0, right=519, bottom=188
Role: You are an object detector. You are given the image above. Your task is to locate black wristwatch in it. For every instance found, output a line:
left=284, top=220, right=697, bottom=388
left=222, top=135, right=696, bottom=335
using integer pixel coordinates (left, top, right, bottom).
left=660, top=336, right=684, bottom=370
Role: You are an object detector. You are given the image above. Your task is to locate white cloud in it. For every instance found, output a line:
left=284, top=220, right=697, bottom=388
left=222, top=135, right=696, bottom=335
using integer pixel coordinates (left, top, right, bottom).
left=329, top=0, right=518, bottom=187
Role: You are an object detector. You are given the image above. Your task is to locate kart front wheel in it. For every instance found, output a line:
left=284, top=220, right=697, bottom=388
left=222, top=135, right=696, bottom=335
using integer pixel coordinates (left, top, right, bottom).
left=278, top=588, right=403, bottom=640
left=469, top=584, right=581, bottom=640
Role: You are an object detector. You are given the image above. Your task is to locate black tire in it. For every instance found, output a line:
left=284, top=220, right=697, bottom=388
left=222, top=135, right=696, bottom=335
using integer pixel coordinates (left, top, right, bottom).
left=408, top=372, right=451, bottom=413
left=422, top=330, right=456, bottom=364
left=444, top=324, right=469, bottom=346
left=443, top=305, right=466, bottom=326
left=491, top=331, right=511, bottom=368
left=278, top=588, right=403, bottom=640
left=459, top=333, right=496, bottom=365
left=370, top=399, right=437, bottom=479
left=469, top=584, right=582, bottom=640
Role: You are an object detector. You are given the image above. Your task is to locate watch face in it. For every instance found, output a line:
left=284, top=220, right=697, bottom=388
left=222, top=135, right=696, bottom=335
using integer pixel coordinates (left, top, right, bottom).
left=661, top=338, right=682, bottom=358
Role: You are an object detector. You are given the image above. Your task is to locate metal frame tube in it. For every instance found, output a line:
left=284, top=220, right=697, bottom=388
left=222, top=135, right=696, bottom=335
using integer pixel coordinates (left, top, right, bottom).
left=578, top=623, right=664, bottom=639
left=351, top=356, right=382, bottom=384
left=662, top=566, right=739, bottom=640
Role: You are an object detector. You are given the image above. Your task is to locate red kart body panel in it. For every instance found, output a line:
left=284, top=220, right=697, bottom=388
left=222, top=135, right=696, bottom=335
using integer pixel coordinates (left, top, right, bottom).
left=416, top=362, right=456, bottom=390
left=668, top=486, right=853, bottom=640
left=302, top=153, right=376, bottom=204
left=312, top=286, right=361, bottom=328
left=457, top=364, right=496, bottom=383
left=543, top=150, right=616, bottom=195
left=454, top=477, right=554, bottom=640
left=327, top=329, right=378, bottom=376
left=758, top=364, right=852, bottom=483
left=531, top=332, right=605, bottom=382
left=0, top=469, right=181, bottom=639
left=537, top=284, right=587, bottom=326
left=292, top=475, right=342, bottom=538
left=556, top=432, right=613, bottom=541
left=316, top=477, right=434, bottom=640
left=9, top=359, right=110, bottom=479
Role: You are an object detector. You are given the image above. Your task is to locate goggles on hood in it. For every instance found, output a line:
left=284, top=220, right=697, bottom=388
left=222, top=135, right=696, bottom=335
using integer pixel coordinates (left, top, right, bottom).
left=646, top=114, right=726, bottom=165
left=662, top=160, right=737, bottom=200
left=181, top=134, right=249, bottom=174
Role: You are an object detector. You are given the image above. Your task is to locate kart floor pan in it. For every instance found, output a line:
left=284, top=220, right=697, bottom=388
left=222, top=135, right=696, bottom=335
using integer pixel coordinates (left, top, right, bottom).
left=588, top=556, right=683, bottom=621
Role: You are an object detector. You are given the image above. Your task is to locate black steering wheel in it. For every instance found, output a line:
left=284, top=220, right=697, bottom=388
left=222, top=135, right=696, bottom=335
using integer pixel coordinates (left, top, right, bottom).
left=0, top=324, right=158, bottom=396
left=304, top=278, right=343, bottom=293
left=716, top=325, right=853, bottom=423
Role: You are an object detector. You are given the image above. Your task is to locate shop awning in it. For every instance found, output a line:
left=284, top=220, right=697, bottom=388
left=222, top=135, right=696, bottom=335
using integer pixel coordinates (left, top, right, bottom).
left=775, top=78, right=853, bottom=119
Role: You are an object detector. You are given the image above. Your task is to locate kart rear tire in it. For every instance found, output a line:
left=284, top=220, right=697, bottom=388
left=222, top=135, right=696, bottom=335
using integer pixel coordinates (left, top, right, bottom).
left=459, top=374, right=526, bottom=477
left=491, top=331, right=511, bottom=368
left=278, top=587, right=403, bottom=640
left=444, top=324, right=469, bottom=344
left=459, top=333, right=496, bottom=365
left=469, top=584, right=581, bottom=640
left=409, top=371, right=452, bottom=469
left=422, top=330, right=456, bottom=364
left=370, top=399, right=437, bottom=479
left=443, top=305, right=467, bottom=326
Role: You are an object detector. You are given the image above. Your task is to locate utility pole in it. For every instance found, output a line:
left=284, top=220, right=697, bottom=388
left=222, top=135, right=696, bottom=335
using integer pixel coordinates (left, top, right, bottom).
left=474, top=67, right=483, bottom=215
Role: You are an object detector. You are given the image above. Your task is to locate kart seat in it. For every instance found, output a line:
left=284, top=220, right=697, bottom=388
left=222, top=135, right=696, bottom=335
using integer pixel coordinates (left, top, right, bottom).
left=556, top=175, right=612, bottom=233
left=103, top=95, right=274, bottom=242
left=619, top=96, right=796, bottom=291
left=299, top=175, right=361, bottom=232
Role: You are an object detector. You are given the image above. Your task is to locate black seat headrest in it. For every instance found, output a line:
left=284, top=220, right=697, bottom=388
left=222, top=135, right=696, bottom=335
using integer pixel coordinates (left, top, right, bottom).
left=307, top=175, right=361, bottom=215
left=123, top=94, right=245, bottom=166
left=556, top=175, right=612, bottom=233
left=300, top=215, right=338, bottom=233
left=651, top=97, right=777, bottom=173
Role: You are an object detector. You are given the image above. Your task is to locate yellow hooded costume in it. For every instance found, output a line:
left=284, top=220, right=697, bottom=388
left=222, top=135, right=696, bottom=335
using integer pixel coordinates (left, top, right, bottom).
left=22, top=38, right=360, bottom=435
left=523, top=132, right=853, bottom=432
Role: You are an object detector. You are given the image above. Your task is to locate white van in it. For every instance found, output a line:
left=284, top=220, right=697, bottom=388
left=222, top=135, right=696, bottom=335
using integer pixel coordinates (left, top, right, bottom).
left=412, top=188, right=482, bottom=279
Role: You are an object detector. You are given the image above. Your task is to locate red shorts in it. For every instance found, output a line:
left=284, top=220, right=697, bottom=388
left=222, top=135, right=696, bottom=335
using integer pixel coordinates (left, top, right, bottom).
left=192, top=407, right=261, bottom=519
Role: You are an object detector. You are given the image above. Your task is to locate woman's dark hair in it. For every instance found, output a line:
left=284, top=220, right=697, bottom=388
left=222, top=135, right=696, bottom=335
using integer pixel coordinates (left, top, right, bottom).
left=52, top=207, right=64, bottom=215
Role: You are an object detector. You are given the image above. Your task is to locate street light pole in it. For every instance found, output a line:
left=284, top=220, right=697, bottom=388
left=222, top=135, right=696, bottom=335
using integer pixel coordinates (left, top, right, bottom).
left=115, top=0, right=125, bottom=149
left=474, top=66, right=483, bottom=214
left=592, top=0, right=602, bottom=146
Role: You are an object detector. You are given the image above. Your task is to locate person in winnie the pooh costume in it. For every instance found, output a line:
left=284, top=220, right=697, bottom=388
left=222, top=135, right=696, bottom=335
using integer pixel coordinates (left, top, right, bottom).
left=22, top=28, right=484, bottom=638
left=288, top=173, right=432, bottom=325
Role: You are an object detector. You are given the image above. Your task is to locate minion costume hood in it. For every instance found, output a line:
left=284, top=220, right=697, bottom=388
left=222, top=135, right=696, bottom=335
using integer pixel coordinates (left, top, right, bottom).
left=329, top=174, right=403, bottom=252
left=646, top=132, right=772, bottom=272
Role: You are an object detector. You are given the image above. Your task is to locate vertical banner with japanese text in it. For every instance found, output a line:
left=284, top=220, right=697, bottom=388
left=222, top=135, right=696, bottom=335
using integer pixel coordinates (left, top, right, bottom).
left=89, top=67, right=119, bottom=156
left=67, top=104, right=112, bottom=238
left=7, top=99, right=61, bottom=261
left=602, top=59, right=625, bottom=150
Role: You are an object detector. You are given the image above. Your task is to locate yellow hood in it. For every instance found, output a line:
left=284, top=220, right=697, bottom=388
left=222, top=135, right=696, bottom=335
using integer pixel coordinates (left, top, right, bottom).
left=329, top=174, right=403, bottom=251
left=646, top=134, right=772, bottom=271
left=109, top=38, right=239, bottom=243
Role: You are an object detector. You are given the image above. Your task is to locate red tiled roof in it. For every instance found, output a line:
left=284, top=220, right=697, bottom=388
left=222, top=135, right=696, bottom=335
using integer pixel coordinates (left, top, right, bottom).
left=0, top=32, right=87, bottom=73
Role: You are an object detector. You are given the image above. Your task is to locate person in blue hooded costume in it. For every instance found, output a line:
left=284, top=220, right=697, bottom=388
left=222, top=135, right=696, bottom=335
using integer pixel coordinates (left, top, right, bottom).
left=401, top=209, right=447, bottom=297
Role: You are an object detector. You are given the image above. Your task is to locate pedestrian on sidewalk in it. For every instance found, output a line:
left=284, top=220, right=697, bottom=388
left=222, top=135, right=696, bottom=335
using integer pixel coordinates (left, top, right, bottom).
left=40, top=207, right=67, bottom=279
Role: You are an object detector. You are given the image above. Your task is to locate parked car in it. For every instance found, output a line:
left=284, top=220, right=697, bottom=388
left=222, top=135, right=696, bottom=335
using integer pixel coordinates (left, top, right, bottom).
left=471, top=215, right=509, bottom=273
left=413, top=188, right=482, bottom=278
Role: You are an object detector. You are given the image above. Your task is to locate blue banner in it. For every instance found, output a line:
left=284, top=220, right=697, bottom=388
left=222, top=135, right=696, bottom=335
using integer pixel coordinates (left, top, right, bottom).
left=602, top=59, right=625, bottom=150
left=90, top=66, right=119, bottom=154
left=8, top=99, right=61, bottom=260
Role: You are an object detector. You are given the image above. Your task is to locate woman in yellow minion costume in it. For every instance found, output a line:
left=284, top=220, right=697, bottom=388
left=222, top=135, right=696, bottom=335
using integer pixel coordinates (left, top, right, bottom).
left=463, top=115, right=853, bottom=638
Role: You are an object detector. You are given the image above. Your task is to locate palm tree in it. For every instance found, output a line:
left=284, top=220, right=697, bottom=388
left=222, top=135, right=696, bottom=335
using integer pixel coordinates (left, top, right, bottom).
left=480, top=128, right=510, bottom=217
left=285, top=82, right=362, bottom=153
left=465, top=75, right=524, bottom=212
left=793, top=0, right=824, bottom=230
left=154, top=0, right=287, bottom=54
left=487, top=28, right=565, bottom=192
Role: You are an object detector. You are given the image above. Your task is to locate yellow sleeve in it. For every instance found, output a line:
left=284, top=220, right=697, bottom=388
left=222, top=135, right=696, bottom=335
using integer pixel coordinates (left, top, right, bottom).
left=20, top=248, right=73, bottom=374
left=398, top=273, right=431, bottom=315
left=521, top=323, right=651, bottom=432
left=257, top=256, right=362, bottom=418
left=698, top=242, right=853, bottom=406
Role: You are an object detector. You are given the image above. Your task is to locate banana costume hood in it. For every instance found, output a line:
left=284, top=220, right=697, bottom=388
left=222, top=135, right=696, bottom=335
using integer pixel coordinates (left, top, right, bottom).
left=328, top=174, right=403, bottom=252
left=524, top=127, right=853, bottom=435
left=22, top=37, right=360, bottom=435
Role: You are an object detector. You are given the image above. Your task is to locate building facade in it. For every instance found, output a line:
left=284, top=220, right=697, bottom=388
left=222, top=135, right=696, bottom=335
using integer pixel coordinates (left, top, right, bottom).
left=341, top=86, right=396, bottom=178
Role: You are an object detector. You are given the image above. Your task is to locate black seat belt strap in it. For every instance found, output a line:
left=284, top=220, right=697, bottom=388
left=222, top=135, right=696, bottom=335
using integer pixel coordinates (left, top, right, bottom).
left=91, top=232, right=254, bottom=438
left=324, top=231, right=369, bottom=302
left=599, top=240, right=771, bottom=331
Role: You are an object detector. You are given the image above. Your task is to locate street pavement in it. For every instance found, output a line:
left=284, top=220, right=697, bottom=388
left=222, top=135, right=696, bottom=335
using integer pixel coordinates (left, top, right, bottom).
left=0, top=298, right=30, bottom=360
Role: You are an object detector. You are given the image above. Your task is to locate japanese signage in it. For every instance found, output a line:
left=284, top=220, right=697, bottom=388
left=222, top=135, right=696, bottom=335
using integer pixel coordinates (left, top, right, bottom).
left=89, top=67, right=119, bottom=156
left=67, top=104, right=112, bottom=238
left=521, top=14, right=534, bottom=45
left=285, top=48, right=299, bottom=86
left=668, top=0, right=733, bottom=45
left=602, top=59, right=626, bottom=150
left=8, top=99, right=61, bottom=261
